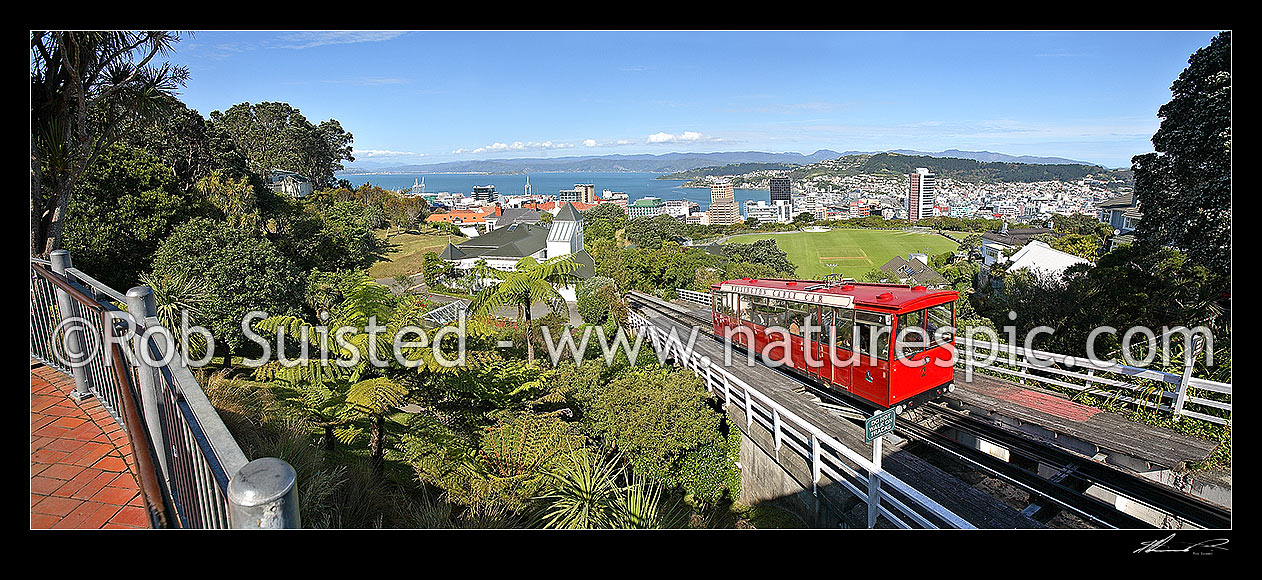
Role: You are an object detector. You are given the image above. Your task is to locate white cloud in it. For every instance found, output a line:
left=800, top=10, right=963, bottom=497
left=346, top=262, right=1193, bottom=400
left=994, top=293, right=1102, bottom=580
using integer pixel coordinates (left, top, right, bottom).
left=358, top=149, right=423, bottom=158
left=452, top=140, right=576, bottom=155
left=272, top=31, right=409, bottom=50
left=647, top=130, right=715, bottom=144
left=581, top=138, right=637, bottom=148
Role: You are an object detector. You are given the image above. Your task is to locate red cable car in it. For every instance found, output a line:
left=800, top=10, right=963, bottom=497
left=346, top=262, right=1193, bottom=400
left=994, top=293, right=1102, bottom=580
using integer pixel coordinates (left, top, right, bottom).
left=709, top=277, right=959, bottom=411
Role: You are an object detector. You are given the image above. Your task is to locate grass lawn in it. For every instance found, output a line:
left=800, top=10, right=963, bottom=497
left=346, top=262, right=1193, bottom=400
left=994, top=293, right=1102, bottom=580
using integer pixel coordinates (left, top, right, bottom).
left=723, top=228, right=959, bottom=279
left=368, top=228, right=466, bottom=280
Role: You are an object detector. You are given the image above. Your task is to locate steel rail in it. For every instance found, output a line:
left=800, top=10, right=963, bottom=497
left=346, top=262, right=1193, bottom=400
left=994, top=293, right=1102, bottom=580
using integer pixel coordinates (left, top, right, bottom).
left=923, top=404, right=1231, bottom=529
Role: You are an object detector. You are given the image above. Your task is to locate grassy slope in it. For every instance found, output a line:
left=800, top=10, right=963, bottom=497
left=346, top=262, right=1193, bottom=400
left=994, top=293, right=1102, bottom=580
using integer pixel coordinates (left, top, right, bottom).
left=723, top=229, right=959, bottom=279
left=368, top=228, right=467, bottom=280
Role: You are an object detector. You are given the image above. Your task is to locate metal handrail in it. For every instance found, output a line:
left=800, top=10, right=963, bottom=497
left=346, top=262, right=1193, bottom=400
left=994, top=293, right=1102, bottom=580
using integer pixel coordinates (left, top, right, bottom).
left=30, top=255, right=299, bottom=528
left=31, top=262, right=171, bottom=527
left=630, top=310, right=975, bottom=529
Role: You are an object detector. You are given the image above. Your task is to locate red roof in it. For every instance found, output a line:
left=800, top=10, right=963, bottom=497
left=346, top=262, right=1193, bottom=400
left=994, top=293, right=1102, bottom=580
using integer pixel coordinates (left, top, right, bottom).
left=716, top=278, right=958, bottom=311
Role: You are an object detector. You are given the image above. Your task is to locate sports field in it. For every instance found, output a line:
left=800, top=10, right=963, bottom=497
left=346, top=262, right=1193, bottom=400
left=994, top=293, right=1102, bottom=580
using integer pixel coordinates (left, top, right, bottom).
left=723, top=228, right=959, bottom=279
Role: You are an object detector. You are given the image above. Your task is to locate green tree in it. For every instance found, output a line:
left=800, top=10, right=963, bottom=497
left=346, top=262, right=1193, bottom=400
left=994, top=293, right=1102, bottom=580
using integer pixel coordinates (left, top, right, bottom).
left=722, top=239, right=795, bottom=277
left=150, top=217, right=303, bottom=365
left=626, top=214, right=684, bottom=249
left=530, top=450, right=688, bottom=529
left=573, top=365, right=739, bottom=506
left=31, top=30, right=190, bottom=256
left=469, top=255, right=581, bottom=366
left=61, top=145, right=207, bottom=289
left=208, top=101, right=355, bottom=188
left=575, top=276, right=619, bottom=325
left=1131, top=31, right=1231, bottom=282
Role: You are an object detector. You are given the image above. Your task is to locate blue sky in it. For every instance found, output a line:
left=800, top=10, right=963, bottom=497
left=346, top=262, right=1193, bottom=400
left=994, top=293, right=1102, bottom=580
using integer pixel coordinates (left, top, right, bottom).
left=170, top=30, right=1222, bottom=169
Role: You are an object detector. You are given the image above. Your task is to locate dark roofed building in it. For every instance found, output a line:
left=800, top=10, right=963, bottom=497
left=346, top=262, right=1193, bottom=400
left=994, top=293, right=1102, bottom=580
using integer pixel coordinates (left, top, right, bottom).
left=879, top=255, right=948, bottom=287
left=441, top=202, right=594, bottom=299
left=486, top=207, right=544, bottom=231
left=1095, top=193, right=1143, bottom=251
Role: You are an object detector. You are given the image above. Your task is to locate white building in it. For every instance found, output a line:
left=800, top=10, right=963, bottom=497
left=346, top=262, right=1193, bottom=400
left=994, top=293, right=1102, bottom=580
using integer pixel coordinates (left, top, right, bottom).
left=268, top=169, right=314, bottom=198
left=1005, top=240, right=1091, bottom=278
left=665, top=199, right=700, bottom=220
left=745, top=199, right=794, bottom=223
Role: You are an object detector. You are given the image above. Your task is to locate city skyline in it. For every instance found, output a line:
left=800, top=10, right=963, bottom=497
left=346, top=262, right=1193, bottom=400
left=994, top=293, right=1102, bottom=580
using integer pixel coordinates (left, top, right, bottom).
left=170, top=30, right=1222, bottom=169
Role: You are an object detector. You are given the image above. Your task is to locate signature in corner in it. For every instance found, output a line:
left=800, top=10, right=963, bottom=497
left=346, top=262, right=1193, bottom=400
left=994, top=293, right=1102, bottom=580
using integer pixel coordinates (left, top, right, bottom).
left=1135, top=533, right=1229, bottom=554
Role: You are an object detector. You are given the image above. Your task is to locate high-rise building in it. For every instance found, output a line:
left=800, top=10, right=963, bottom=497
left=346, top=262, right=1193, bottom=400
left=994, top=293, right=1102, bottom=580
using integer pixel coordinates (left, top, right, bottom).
left=472, top=185, right=497, bottom=203
left=575, top=184, right=595, bottom=204
left=708, top=181, right=740, bottom=225
left=907, top=168, right=935, bottom=222
left=664, top=199, right=699, bottom=221
left=559, top=183, right=596, bottom=204
left=769, top=176, right=792, bottom=203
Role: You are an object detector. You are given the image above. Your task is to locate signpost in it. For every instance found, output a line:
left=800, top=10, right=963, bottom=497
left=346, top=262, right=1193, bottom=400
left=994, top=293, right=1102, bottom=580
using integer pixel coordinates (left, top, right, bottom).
left=865, top=407, right=897, bottom=443
left=864, top=408, right=897, bottom=528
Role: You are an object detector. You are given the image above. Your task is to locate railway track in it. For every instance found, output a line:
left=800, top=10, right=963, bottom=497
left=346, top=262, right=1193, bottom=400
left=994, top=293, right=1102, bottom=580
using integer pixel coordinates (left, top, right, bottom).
left=625, top=291, right=1230, bottom=530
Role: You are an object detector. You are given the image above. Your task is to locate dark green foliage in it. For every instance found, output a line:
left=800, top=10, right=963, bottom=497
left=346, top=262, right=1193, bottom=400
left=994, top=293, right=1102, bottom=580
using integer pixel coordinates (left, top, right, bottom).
left=208, top=101, right=354, bottom=188
left=626, top=214, right=685, bottom=249
left=567, top=363, right=739, bottom=506
left=62, top=145, right=208, bottom=289
left=721, top=239, right=795, bottom=277
left=118, top=97, right=249, bottom=192
left=576, top=276, right=618, bottom=325
left=150, top=217, right=303, bottom=353
left=1131, top=31, right=1231, bottom=282
left=976, top=244, right=1224, bottom=356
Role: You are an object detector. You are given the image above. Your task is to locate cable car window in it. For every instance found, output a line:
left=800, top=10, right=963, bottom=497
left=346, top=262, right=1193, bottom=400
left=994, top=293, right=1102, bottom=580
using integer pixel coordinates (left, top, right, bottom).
left=786, top=302, right=811, bottom=336
left=896, top=309, right=930, bottom=358
left=854, top=311, right=890, bottom=361
left=738, top=294, right=753, bottom=323
left=760, top=298, right=787, bottom=328
left=926, top=302, right=954, bottom=344
left=832, top=307, right=853, bottom=350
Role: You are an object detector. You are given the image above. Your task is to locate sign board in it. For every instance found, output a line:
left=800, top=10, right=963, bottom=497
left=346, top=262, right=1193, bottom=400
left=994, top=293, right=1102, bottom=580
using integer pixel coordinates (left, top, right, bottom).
left=865, top=408, right=897, bottom=443
left=719, top=283, right=855, bottom=308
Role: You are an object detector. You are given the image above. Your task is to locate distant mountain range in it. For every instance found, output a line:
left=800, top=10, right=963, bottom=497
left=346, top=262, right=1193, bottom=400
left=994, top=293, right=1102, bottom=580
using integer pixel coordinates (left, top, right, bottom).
left=340, top=148, right=1101, bottom=175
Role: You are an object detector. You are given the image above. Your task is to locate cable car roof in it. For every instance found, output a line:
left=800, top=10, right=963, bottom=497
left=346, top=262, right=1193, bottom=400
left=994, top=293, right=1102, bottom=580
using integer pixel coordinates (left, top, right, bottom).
left=716, top=278, right=958, bottom=312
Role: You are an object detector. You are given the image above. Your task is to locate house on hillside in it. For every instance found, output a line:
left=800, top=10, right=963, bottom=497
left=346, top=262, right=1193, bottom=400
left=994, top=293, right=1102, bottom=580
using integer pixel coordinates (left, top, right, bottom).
left=1095, top=193, right=1143, bottom=251
left=1004, top=240, right=1092, bottom=278
left=486, top=207, right=543, bottom=231
left=268, top=169, right=313, bottom=198
left=979, top=224, right=1056, bottom=268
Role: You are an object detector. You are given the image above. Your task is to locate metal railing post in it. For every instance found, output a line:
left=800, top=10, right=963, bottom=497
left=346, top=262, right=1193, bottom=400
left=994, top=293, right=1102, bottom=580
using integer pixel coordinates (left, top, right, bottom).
left=227, top=457, right=301, bottom=529
left=125, top=286, right=170, bottom=480
left=49, top=250, right=93, bottom=400
left=868, top=429, right=883, bottom=528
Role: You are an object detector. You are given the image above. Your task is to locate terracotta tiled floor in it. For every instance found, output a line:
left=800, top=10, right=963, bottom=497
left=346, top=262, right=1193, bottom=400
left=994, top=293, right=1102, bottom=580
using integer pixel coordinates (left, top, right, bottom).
left=30, top=361, right=151, bottom=529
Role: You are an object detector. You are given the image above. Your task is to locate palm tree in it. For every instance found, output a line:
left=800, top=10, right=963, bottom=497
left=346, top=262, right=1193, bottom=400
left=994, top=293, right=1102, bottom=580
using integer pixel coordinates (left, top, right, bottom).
left=469, top=255, right=581, bottom=366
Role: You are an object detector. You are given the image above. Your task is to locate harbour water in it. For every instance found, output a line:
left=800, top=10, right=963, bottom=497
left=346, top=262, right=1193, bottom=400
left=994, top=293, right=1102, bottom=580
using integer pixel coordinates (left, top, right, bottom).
left=339, top=171, right=769, bottom=212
